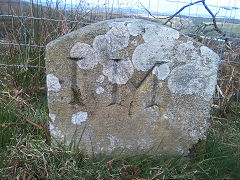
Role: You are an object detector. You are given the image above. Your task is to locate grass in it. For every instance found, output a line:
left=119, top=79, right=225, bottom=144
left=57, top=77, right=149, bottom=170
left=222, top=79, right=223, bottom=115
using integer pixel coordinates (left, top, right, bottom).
left=202, top=22, right=240, bottom=36
left=0, top=97, right=240, bottom=179
left=0, top=0, right=240, bottom=179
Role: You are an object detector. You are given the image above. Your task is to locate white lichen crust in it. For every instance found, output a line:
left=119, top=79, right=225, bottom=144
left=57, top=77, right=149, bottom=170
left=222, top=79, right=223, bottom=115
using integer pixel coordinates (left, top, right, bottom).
left=46, top=74, right=61, bottom=92
left=152, top=64, right=170, bottom=80
left=106, top=22, right=130, bottom=52
left=96, top=75, right=105, bottom=83
left=131, top=23, right=179, bottom=72
left=70, top=42, right=98, bottom=69
left=49, top=113, right=56, bottom=122
left=71, top=111, right=88, bottom=125
left=167, top=64, right=217, bottom=99
left=102, top=59, right=134, bottom=85
left=49, top=113, right=56, bottom=131
left=50, top=127, right=64, bottom=139
left=96, top=86, right=104, bottom=94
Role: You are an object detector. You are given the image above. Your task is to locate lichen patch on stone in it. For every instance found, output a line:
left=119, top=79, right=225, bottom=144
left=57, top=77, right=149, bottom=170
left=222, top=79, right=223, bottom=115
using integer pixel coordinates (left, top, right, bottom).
left=167, top=63, right=218, bottom=99
left=200, top=46, right=220, bottom=67
left=107, top=134, right=124, bottom=151
left=50, top=128, right=64, bottom=139
left=71, top=111, right=88, bottom=125
left=96, top=86, right=104, bottom=94
left=96, top=75, right=105, bottom=83
left=106, top=22, right=130, bottom=52
left=152, top=64, right=170, bottom=80
left=132, top=43, right=172, bottom=71
left=102, top=59, right=134, bottom=84
left=92, top=22, right=133, bottom=85
left=93, top=22, right=130, bottom=66
left=93, top=35, right=109, bottom=65
left=176, top=41, right=195, bottom=62
left=70, top=42, right=98, bottom=69
left=49, top=124, right=54, bottom=131
left=143, top=24, right=180, bottom=45
left=49, top=113, right=56, bottom=122
left=108, top=134, right=117, bottom=151
left=168, top=64, right=205, bottom=95
left=48, top=111, right=56, bottom=132
left=127, top=20, right=144, bottom=36
left=46, top=74, right=61, bottom=92
left=200, top=46, right=219, bottom=62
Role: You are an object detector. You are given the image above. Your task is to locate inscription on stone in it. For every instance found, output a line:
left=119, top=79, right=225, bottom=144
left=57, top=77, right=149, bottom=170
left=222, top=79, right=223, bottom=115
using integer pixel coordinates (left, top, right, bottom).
left=45, top=18, right=219, bottom=154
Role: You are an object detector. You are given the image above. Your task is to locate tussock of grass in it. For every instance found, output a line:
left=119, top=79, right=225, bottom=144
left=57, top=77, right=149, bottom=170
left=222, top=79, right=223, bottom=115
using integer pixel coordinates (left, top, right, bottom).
left=0, top=101, right=240, bottom=179
left=1, top=0, right=240, bottom=179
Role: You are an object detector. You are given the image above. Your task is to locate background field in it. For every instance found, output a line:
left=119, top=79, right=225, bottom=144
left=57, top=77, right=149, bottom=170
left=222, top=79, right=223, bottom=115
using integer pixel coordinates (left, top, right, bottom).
left=0, top=0, right=240, bottom=179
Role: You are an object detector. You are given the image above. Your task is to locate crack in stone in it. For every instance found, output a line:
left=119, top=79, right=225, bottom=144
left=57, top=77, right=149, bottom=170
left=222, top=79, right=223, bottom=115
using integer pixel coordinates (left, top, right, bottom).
left=113, top=61, right=118, bottom=75
left=107, top=83, right=118, bottom=106
left=111, top=58, right=122, bottom=62
left=70, top=59, right=84, bottom=106
left=128, top=100, right=133, bottom=117
left=107, top=102, right=124, bottom=107
left=145, top=103, right=160, bottom=109
left=70, top=87, right=85, bottom=106
left=59, top=80, right=64, bottom=84
left=136, top=61, right=168, bottom=89
left=68, top=57, right=84, bottom=61
left=151, top=73, right=158, bottom=108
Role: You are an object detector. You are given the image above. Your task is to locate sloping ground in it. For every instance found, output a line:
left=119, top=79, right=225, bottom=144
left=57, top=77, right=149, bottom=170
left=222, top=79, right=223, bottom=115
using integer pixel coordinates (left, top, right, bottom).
left=0, top=0, right=29, bottom=14
left=0, top=1, right=240, bottom=179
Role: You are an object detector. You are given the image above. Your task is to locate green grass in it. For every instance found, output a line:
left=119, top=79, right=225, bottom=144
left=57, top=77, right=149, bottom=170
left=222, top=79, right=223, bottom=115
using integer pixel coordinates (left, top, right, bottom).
left=0, top=1, right=240, bottom=178
left=0, top=68, right=240, bottom=179
left=202, top=22, right=240, bottom=36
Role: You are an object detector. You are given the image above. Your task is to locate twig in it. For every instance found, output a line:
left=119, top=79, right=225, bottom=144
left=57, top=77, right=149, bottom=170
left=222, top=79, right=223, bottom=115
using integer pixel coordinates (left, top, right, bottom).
left=201, top=0, right=224, bottom=36
left=26, top=119, right=44, bottom=130
left=139, top=0, right=225, bottom=37
left=25, top=119, right=51, bottom=140
left=138, top=0, right=156, bottom=18
left=164, top=0, right=203, bottom=25
left=137, top=0, right=167, bottom=19
left=195, top=23, right=214, bottom=34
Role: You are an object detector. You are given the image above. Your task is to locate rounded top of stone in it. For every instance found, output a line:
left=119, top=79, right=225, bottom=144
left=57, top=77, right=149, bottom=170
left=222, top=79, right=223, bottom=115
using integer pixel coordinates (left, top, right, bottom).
left=46, top=18, right=178, bottom=50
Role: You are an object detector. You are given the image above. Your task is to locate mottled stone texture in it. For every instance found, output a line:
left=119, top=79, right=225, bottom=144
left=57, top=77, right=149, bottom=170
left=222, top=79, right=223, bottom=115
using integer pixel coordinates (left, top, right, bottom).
left=45, top=18, right=219, bottom=155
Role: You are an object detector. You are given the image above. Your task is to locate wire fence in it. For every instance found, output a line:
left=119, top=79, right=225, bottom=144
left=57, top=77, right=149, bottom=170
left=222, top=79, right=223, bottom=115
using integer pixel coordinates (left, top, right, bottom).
left=0, top=0, right=240, bottom=103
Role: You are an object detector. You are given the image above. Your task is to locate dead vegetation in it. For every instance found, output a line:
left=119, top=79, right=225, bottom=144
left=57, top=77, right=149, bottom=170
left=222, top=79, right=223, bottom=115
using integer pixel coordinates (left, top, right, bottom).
left=0, top=0, right=240, bottom=179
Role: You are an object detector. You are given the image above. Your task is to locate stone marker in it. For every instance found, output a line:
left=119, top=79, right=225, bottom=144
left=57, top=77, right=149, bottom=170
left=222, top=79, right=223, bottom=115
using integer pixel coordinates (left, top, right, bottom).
left=45, top=18, right=219, bottom=155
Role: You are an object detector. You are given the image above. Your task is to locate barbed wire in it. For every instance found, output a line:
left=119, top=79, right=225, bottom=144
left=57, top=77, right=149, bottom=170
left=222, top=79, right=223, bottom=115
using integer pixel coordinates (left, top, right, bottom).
left=0, top=14, right=91, bottom=24
left=220, top=60, right=240, bottom=65
left=0, top=63, right=45, bottom=69
left=0, top=41, right=45, bottom=48
left=1, top=34, right=240, bottom=49
left=166, top=0, right=240, bottom=10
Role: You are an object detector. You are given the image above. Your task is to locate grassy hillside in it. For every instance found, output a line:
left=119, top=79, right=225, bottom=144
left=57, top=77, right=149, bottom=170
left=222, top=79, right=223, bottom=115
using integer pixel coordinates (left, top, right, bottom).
left=0, top=0, right=240, bottom=179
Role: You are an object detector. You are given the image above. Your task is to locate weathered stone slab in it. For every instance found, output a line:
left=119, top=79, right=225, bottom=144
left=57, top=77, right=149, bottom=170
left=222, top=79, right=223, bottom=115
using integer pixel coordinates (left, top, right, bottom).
left=45, top=18, right=219, bottom=155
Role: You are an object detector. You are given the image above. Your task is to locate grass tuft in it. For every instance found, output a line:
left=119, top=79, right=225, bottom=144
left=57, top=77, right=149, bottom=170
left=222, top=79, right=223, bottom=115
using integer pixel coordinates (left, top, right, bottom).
left=0, top=0, right=240, bottom=179
left=0, top=103, right=240, bottom=179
